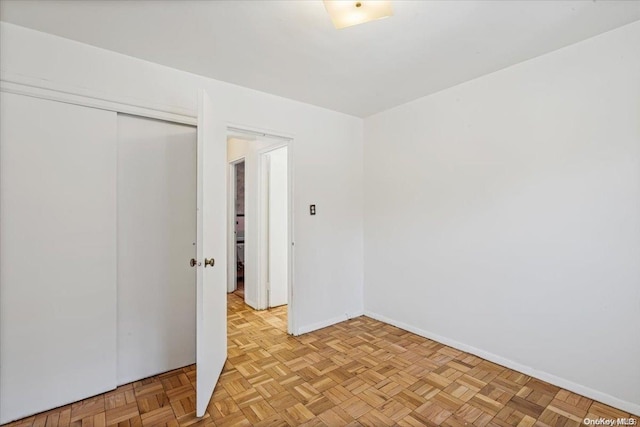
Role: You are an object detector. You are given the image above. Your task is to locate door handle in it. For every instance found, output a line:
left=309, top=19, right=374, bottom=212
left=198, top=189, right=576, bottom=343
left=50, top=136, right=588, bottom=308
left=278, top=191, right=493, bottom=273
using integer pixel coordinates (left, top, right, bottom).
left=190, top=258, right=200, bottom=267
left=204, top=258, right=215, bottom=268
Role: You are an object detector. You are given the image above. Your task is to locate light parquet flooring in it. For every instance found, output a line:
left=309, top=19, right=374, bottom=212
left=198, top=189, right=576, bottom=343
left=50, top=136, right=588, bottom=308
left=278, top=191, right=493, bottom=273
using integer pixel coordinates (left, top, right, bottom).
left=4, top=293, right=635, bottom=427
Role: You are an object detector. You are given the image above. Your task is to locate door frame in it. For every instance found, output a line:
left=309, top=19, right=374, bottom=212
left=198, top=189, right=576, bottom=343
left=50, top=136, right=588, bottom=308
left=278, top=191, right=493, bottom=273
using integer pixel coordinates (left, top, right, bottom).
left=227, top=157, right=245, bottom=294
left=226, top=126, right=296, bottom=335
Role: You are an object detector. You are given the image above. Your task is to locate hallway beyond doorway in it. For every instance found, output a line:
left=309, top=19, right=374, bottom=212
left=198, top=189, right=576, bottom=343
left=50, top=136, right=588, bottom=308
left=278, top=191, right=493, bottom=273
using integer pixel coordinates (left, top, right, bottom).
left=227, top=132, right=292, bottom=326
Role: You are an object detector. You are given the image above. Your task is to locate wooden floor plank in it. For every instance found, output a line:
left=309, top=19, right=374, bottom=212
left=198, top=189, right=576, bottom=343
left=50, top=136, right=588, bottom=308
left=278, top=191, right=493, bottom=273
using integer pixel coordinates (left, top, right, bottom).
left=3, top=292, right=636, bottom=426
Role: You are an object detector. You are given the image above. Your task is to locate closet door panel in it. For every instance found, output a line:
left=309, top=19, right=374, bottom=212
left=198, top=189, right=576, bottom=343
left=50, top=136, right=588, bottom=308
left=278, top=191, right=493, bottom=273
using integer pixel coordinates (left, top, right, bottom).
left=0, top=93, right=117, bottom=424
left=116, top=114, right=196, bottom=385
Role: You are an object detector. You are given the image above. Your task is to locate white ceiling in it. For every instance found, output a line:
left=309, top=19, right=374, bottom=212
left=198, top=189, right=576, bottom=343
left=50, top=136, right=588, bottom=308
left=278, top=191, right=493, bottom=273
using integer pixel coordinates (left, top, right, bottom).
left=1, top=0, right=639, bottom=117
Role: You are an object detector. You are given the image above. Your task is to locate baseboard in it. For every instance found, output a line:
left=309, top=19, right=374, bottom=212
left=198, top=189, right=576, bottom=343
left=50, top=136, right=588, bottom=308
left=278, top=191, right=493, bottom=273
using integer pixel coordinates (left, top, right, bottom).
left=296, top=310, right=365, bottom=336
left=363, top=310, right=640, bottom=416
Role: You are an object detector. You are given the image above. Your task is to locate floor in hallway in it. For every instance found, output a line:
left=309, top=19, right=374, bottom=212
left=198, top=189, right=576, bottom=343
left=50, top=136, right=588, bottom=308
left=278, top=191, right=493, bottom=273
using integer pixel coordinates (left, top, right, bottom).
left=3, top=293, right=634, bottom=427
left=235, top=277, right=245, bottom=299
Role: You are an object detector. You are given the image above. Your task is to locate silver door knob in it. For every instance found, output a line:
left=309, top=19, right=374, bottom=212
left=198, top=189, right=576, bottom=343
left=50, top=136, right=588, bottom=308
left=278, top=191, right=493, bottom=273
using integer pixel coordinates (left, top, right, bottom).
left=204, top=258, right=215, bottom=268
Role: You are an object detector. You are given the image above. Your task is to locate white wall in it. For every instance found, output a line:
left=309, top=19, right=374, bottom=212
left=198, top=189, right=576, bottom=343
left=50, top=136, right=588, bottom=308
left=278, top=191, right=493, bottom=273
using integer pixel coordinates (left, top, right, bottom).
left=0, top=22, right=364, bottom=334
left=363, top=21, right=640, bottom=414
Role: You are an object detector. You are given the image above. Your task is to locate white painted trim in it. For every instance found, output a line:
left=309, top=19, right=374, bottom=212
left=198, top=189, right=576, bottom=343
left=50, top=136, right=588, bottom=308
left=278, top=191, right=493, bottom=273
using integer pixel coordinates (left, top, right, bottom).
left=257, top=143, right=290, bottom=155
left=296, top=311, right=365, bottom=336
left=0, top=71, right=196, bottom=125
left=227, top=122, right=294, bottom=141
left=363, top=310, right=640, bottom=416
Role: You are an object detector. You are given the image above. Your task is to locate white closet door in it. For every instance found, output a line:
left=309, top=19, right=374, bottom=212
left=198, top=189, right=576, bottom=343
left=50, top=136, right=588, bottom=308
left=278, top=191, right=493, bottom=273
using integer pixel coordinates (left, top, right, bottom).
left=116, top=114, right=197, bottom=385
left=0, top=93, right=117, bottom=424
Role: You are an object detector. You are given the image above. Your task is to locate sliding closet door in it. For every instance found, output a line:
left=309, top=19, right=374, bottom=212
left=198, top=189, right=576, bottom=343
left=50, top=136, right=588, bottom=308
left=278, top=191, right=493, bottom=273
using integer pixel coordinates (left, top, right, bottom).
left=116, top=114, right=197, bottom=385
left=0, top=93, right=117, bottom=424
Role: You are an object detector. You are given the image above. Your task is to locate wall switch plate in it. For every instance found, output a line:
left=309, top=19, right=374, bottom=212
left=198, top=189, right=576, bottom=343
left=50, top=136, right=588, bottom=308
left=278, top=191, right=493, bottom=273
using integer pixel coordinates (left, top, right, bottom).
left=310, top=204, right=316, bottom=215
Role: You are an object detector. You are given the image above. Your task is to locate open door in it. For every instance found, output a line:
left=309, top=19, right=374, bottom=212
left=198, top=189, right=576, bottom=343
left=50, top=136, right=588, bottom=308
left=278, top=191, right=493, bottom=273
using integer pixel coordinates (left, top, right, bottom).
left=267, top=147, right=289, bottom=308
left=196, top=89, right=227, bottom=417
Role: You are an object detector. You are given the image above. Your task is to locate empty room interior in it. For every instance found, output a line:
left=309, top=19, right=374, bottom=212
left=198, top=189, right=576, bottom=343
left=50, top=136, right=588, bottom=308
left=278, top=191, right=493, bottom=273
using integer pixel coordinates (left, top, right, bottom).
left=0, top=1, right=638, bottom=426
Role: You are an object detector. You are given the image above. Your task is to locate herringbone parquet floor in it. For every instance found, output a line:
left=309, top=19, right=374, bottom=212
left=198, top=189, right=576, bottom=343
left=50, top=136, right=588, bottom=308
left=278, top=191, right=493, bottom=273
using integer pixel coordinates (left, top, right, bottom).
left=4, top=293, right=634, bottom=427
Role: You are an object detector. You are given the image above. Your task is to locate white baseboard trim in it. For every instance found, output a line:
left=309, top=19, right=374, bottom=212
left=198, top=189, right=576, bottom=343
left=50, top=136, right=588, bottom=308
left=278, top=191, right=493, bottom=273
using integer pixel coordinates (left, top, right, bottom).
left=296, top=310, right=365, bottom=336
left=363, top=310, right=640, bottom=416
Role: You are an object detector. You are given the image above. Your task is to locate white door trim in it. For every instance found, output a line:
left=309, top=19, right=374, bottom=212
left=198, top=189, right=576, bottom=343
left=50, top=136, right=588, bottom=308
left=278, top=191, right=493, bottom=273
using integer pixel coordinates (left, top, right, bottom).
left=227, top=123, right=294, bottom=141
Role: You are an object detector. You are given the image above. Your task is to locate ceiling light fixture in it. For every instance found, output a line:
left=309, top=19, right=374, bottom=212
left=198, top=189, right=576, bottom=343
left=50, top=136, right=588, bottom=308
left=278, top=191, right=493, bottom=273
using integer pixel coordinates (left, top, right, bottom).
left=323, top=1, right=393, bottom=30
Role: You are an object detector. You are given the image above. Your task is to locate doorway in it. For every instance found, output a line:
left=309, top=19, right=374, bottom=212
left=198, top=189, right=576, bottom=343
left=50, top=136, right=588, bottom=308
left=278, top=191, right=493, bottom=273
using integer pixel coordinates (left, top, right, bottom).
left=226, top=128, right=294, bottom=333
left=229, top=159, right=246, bottom=298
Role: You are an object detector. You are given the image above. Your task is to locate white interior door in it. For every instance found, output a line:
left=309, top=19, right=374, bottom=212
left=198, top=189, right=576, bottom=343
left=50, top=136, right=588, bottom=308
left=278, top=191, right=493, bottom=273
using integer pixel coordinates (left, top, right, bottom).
left=116, top=114, right=197, bottom=385
left=196, top=89, right=227, bottom=416
left=0, top=93, right=117, bottom=424
left=268, top=147, right=289, bottom=307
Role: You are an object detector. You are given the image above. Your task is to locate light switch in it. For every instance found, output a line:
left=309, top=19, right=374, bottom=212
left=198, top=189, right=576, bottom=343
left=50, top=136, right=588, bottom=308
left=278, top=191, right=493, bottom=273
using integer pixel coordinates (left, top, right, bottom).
left=310, top=204, right=316, bottom=215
